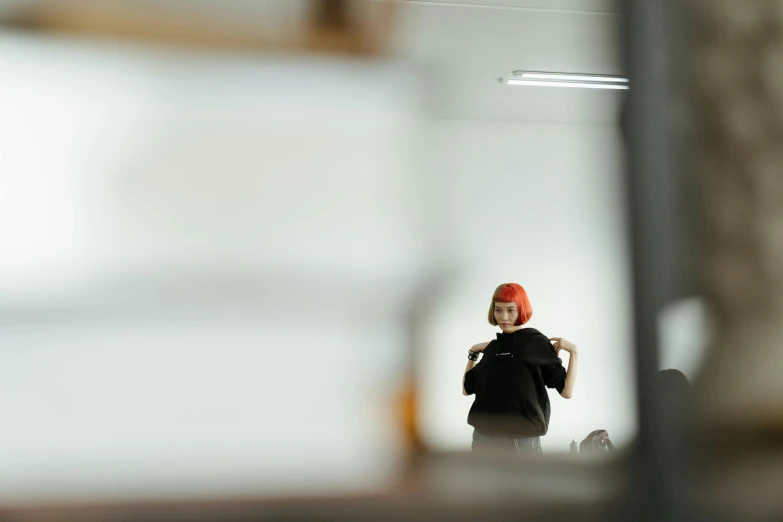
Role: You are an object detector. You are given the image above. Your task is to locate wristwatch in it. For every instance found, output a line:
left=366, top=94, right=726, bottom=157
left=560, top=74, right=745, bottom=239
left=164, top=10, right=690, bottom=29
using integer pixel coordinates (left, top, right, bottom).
left=467, top=350, right=479, bottom=361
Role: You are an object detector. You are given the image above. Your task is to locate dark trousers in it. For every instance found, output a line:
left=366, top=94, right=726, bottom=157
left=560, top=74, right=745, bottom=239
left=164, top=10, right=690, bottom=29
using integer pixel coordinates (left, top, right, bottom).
left=472, top=429, right=543, bottom=454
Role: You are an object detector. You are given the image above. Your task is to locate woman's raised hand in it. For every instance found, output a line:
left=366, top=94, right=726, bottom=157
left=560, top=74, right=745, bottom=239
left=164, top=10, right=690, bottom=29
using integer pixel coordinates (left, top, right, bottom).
left=550, top=337, right=578, bottom=355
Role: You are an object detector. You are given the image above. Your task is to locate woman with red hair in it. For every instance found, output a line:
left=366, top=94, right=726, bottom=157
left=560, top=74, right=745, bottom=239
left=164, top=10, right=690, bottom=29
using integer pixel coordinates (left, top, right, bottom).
left=462, top=283, right=579, bottom=454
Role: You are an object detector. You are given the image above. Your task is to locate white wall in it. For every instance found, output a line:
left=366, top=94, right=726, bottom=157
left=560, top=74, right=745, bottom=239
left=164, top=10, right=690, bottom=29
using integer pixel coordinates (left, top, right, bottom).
left=419, top=119, right=637, bottom=453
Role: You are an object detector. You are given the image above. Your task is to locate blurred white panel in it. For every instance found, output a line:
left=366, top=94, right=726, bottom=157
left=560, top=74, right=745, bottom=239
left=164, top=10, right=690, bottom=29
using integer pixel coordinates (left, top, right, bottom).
left=0, top=34, right=430, bottom=503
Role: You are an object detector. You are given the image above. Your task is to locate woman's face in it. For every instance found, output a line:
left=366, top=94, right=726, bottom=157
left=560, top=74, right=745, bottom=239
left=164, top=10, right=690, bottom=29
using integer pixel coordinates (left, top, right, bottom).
left=494, top=301, right=521, bottom=333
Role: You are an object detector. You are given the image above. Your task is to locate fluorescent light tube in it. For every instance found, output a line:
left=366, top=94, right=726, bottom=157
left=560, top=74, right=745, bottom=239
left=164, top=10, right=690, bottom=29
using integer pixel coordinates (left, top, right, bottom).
left=506, top=78, right=629, bottom=90
left=518, top=72, right=628, bottom=83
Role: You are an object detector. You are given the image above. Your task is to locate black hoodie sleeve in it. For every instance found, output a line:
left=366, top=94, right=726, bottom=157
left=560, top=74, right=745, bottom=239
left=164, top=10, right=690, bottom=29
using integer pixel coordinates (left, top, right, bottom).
left=464, top=368, right=475, bottom=395
left=540, top=363, right=567, bottom=394
left=526, top=330, right=567, bottom=394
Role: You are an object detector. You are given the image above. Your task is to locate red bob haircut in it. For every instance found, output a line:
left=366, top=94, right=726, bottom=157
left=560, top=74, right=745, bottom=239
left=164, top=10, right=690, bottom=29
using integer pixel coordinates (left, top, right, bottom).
left=488, top=283, right=533, bottom=326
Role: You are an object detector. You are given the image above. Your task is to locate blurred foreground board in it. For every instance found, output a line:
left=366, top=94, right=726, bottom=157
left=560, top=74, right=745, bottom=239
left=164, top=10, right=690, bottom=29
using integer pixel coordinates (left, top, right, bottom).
left=0, top=0, right=397, bottom=55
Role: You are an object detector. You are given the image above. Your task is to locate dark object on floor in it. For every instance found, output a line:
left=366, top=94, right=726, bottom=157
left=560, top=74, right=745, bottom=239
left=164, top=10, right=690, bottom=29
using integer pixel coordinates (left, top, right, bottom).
left=580, top=430, right=616, bottom=453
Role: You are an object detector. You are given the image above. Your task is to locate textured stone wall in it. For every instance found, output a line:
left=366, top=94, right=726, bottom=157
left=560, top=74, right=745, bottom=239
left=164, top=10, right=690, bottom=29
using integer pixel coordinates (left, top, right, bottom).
left=690, top=0, right=783, bottom=428
left=689, top=1, right=783, bottom=518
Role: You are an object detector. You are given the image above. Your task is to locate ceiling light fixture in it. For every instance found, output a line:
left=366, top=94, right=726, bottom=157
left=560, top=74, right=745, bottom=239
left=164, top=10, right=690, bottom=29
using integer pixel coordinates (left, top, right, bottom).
left=501, top=71, right=629, bottom=90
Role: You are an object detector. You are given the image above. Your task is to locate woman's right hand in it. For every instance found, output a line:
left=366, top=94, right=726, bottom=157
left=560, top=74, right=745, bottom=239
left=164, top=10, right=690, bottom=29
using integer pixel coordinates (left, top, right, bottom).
left=470, top=342, right=489, bottom=353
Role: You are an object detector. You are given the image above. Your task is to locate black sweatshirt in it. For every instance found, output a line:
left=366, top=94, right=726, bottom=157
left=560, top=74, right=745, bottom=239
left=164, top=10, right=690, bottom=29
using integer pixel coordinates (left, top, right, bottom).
left=463, top=327, right=567, bottom=437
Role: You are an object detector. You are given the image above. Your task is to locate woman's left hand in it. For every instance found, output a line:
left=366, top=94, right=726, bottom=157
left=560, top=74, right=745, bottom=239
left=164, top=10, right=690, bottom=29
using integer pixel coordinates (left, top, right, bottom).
left=550, top=337, right=578, bottom=355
